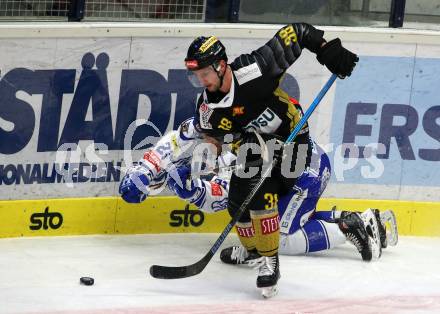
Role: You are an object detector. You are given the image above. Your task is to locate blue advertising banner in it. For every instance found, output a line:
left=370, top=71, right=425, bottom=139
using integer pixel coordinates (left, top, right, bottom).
left=330, top=56, right=440, bottom=186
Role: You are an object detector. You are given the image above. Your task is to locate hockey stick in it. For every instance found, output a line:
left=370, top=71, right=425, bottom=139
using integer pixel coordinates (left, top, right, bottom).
left=149, top=74, right=337, bottom=279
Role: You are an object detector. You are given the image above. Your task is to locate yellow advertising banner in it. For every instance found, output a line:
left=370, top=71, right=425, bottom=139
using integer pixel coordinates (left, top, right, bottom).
left=0, top=196, right=439, bottom=238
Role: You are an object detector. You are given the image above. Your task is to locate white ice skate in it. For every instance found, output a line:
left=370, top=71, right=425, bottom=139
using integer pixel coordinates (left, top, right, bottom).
left=361, top=209, right=382, bottom=260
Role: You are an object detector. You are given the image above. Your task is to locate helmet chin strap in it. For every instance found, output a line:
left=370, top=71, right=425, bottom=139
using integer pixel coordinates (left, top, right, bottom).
left=212, top=62, right=225, bottom=90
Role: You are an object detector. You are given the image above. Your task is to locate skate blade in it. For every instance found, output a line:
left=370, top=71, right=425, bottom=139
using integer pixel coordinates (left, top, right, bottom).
left=261, top=285, right=278, bottom=298
left=380, top=210, right=398, bottom=246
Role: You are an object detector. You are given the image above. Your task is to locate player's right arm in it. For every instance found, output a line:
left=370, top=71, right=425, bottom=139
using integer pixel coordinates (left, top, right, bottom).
left=119, top=118, right=199, bottom=203
left=118, top=131, right=177, bottom=203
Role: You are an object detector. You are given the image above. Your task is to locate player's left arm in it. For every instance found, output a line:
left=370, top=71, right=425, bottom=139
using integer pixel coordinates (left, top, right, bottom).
left=119, top=118, right=199, bottom=204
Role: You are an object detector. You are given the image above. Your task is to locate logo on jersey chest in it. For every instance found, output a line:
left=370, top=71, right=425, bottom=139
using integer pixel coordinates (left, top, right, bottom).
left=199, top=103, right=213, bottom=129
left=244, top=108, right=282, bottom=133
left=232, top=106, right=245, bottom=117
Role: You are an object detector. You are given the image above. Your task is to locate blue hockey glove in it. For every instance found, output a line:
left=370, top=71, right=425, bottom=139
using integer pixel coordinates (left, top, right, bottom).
left=167, top=166, right=206, bottom=207
left=119, top=165, right=151, bottom=203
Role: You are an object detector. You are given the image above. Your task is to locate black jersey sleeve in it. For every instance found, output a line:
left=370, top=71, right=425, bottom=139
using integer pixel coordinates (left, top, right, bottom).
left=251, top=23, right=325, bottom=78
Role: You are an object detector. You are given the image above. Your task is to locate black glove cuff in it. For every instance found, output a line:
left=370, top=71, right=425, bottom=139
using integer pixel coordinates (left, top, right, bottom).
left=305, top=28, right=325, bottom=54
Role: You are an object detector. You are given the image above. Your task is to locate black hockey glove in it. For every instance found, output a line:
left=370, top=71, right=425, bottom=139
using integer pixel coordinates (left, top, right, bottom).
left=316, top=38, right=358, bottom=78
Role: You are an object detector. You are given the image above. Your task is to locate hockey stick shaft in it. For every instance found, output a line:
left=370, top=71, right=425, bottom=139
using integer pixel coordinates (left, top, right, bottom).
left=286, top=74, right=337, bottom=142
left=150, top=74, right=337, bottom=279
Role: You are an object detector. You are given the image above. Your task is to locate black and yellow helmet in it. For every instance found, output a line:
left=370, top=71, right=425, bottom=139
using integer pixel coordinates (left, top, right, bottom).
left=185, top=36, right=228, bottom=70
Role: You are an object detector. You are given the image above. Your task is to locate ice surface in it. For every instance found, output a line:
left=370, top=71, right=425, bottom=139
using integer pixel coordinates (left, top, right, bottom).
left=0, top=234, right=439, bottom=314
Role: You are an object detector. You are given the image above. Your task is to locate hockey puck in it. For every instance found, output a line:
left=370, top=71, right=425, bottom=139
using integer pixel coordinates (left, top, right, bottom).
left=79, top=277, right=94, bottom=286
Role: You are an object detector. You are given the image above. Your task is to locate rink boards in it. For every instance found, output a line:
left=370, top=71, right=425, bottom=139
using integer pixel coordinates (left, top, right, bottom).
left=0, top=196, right=439, bottom=238
left=0, top=23, right=440, bottom=238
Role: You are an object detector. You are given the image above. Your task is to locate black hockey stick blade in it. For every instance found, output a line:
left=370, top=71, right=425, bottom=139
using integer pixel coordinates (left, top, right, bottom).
left=150, top=251, right=212, bottom=279
left=150, top=216, right=235, bottom=279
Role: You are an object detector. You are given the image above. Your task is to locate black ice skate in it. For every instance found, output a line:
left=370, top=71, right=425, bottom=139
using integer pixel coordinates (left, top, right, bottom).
left=360, top=208, right=382, bottom=259
left=373, top=208, right=387, bottom=248
left=339, top=211, right=373, bottom=261
left=249, top=254, right=280, bottom=298
left=220, top=245, right=261, bottom=265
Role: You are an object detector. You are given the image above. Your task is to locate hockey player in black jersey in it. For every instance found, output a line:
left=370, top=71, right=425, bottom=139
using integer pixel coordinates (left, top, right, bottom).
left=184, top=24, right=358, bottom=298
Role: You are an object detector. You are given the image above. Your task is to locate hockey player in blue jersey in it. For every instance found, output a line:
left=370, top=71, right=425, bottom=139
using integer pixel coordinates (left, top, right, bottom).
left=119, top=117, right=397, bottom=266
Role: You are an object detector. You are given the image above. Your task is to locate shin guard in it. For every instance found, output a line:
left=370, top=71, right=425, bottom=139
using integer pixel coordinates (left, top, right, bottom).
left=236, top=222, right=256, bottom=251
left=251, top=209, right=280, bottom=256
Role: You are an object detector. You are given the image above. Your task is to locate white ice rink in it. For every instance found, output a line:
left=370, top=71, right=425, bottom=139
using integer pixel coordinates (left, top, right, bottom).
left=1, top=234, right=440, bottom=314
